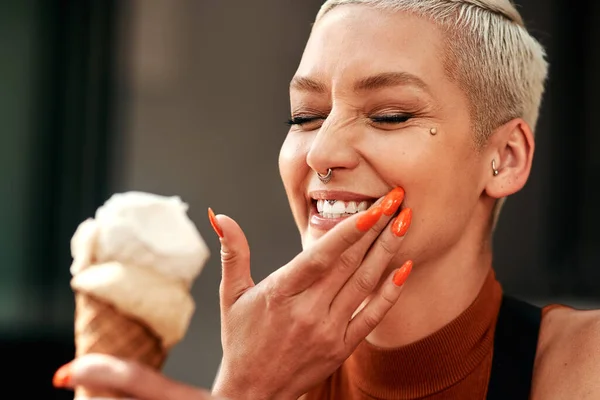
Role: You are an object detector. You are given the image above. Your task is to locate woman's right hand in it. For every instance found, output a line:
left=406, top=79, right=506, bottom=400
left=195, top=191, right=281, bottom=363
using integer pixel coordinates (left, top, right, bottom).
left=210, top=188, right=412, bottom=400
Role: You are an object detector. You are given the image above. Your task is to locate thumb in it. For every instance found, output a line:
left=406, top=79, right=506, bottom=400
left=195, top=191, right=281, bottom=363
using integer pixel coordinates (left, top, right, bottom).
left=208, top=209, right=254, bottom=307
left=53, top=354, right=214, bottom=400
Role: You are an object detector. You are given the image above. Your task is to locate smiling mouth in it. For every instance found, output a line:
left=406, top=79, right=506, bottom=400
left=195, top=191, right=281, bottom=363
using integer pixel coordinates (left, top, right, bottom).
left=313, top=199, right=376, bottom=219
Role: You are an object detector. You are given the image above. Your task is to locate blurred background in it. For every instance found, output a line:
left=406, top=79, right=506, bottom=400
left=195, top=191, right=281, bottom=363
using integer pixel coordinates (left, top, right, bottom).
left=1, top=0, right=599, bottom=397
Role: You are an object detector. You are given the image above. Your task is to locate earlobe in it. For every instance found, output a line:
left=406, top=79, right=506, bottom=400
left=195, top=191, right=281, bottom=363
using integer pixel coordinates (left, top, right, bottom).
left=484, top=119, right=535, bottom=199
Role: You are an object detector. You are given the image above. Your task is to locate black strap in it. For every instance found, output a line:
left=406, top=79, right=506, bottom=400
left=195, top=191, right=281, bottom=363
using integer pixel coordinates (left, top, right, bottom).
left=486, top=295, right=542, bottom=400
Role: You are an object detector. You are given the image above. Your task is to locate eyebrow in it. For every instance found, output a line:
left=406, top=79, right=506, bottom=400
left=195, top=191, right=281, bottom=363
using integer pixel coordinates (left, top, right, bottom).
left=355, top=72, right=429, bottom=92
left=289, top=76, right=328, bottom=93
left=289, top=72, right=430, bottom=94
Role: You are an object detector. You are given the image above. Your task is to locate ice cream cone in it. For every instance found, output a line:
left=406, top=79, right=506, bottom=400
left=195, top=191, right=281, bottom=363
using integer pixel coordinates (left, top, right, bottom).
left=73, top=293, right=166, bottom=399
left=69, top=192, right=210, bottom=399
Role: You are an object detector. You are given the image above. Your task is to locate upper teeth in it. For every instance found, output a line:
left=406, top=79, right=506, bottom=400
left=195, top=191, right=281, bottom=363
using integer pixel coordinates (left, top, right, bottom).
left=316, top=199, right=370, bottom=216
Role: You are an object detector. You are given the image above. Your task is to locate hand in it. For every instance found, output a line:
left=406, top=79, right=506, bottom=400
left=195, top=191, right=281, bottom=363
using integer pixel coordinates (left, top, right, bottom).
left=210, top=188, right=413, bottom=400
left=53, top=354, right=220, bottom=400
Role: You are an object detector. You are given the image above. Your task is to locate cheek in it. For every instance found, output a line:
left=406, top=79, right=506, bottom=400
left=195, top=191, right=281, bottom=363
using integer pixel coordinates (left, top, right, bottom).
left=279, top=133, right=313, bottom=234
left=279, top=134, right=309, bottom=194
left=369, top=138, right=481, bottom=260
left=410, top=156, right=483, bottom=252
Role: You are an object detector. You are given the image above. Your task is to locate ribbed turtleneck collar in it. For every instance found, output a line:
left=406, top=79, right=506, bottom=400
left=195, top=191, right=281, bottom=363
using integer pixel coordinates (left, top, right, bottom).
left=344, top=270, right=502, bottom=399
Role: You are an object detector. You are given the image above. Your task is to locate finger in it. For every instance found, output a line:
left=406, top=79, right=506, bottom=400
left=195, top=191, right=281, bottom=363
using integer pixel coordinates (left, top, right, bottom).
left=339, top=187, right=406, bottom=259
left=344, top=260, right=413, bottom=346
left=284, top=188, right=405, bottom=296
left=332, top=208, right=412, bottom=318
left=55, top=354, right=214, bottom=400
left=210, top=211, right=255, bottom=308
left=281, top=203, right=384, bottom=295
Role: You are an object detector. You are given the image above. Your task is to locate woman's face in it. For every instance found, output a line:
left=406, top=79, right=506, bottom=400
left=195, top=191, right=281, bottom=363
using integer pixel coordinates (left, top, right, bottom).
left=279, top=6, right=490, bottom=266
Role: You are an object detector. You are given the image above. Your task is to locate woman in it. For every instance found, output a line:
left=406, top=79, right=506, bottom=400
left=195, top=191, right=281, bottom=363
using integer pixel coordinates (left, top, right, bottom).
left=53, top=0, right=600, bottom=399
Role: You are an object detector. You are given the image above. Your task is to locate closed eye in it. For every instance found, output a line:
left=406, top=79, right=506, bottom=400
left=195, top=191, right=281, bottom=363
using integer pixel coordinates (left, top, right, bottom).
left=370, top=114, right=412, bottom=124
left=286, top=116, right=323, bottom=126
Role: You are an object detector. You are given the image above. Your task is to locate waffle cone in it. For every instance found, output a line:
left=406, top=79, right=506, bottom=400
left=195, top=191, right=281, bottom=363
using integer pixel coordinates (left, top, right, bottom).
left=74, top=292, right=167, bottom=399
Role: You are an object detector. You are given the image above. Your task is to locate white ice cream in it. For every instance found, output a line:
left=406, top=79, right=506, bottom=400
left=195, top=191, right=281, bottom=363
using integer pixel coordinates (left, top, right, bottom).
left=69, top=192, right=210, bottom=348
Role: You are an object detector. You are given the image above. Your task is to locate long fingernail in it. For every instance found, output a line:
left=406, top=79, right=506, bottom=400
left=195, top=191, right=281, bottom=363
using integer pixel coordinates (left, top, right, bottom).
left=53, top=362, right=72, bottom=388
left=381, top=187, right=405, bottom=216
left=208, top=208, right=224, bottom=238
left=392, top=208, right=412, bottom=237
left=356, top=205, right=383, bottom=232
left=393, top=260, right=413, bottom=286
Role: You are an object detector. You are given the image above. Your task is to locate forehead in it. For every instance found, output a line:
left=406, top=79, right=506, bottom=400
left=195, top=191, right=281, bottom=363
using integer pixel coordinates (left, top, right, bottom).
left=296, top=5, right=447, bottom=89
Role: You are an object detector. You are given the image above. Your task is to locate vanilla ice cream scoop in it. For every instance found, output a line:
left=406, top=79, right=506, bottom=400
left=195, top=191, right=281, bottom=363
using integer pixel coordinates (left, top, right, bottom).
left=70, top=191, right=210, bottom=348
left=71, top=192, right=209, bottom=285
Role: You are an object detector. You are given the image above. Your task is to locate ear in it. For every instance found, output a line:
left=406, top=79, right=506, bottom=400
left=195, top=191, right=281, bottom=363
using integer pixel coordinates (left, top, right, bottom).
left=484, top=118, right=535, bottom=199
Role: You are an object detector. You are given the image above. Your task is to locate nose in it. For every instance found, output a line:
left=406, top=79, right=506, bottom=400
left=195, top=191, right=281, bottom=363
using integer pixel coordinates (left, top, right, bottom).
left=306, top=113, right=361, bottom=175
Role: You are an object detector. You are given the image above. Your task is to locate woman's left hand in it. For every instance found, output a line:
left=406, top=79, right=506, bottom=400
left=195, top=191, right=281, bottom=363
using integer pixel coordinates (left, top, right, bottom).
left=53, top=354, right=219, bottom=400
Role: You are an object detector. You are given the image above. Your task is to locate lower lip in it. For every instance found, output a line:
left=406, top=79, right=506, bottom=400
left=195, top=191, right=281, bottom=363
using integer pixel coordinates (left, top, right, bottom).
left=309, top=203, right=353, bottom=231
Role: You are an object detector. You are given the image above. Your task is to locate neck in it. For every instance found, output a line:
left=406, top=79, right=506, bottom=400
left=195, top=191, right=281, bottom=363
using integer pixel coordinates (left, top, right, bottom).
left=366, top=232, right=493, bottom=348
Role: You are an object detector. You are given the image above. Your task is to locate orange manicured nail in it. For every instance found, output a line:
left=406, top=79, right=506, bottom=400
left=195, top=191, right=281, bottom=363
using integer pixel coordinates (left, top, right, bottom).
left=52, top=362, right=72, bottom=388
left=393, top=260, right=413, bottom=286
left=381, top=187, right=405, bottom=216
left=356, top=205, right=383, bottom=232
left=208, top=208, right=224, bottom=238
left=391, top=208, right=412, bottom=237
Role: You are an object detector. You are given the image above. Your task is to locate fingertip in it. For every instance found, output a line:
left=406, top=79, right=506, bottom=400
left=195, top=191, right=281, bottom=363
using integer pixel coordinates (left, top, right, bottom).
left=53, top=361, right=73, bottom=388
left=356, top=205, right=383, bottom=232
left=214, top=215, right=248, bottom=248
left=392, top=260, right=413, bottom=287
left=208, top=208, right=225, bottom=238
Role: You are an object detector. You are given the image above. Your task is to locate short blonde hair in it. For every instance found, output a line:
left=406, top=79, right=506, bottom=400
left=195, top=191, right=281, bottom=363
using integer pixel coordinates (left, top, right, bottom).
left=315, top=0, right=549, bottom=227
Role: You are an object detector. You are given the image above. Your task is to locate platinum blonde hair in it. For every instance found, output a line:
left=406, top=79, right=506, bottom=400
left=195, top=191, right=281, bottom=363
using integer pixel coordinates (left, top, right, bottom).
left=315, top=0, right=549, bottom=227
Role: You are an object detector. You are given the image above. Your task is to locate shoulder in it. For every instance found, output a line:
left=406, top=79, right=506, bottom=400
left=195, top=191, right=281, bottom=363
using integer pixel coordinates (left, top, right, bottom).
left=531, top=305, right=600, bottom=399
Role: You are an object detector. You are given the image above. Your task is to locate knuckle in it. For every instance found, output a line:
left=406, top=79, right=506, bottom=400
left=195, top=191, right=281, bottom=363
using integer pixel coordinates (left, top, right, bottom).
left=378, top=238, right=398, bottom=258
left=307, top=252, right=330, bottom=272
left=220, top=248, right=250, bottom=267
left=319, top=330, right=345, bottom=360
left=294, top=310, right=318, bottom=329
left=333, top=347, right=348, bottom=362
left=353, top=273, right=376, bottom=295
left=264, top=283, right=285, bottom=309
left=369, top=219, right=387, bottom=235
left=220, top=248, right=238, bottom=264
left=380, top=289, right=398, bottom=307
left=339, top=231, right=356, bottom=248
left=338, top=251, right=360, bottom=272
left=327, top=344, right=346, bottom=363
left=362, top=311, right=383, bottom=332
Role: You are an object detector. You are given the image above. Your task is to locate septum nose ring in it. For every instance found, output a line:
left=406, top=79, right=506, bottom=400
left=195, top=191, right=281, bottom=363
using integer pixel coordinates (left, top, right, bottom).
left=317, top=168, right=333, bottom=184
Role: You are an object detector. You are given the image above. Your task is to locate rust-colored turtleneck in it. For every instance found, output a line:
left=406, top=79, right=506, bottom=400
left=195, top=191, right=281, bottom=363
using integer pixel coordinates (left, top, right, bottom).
left=304, top=270, right=503, bottom=399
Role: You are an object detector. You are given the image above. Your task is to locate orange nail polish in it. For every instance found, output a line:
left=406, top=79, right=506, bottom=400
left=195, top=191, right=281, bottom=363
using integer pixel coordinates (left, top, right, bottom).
left=208, top=208, right=224, bottom=238
left=381, top=187, right=405, bottom=216
left=391, top=208, right=412, bottom=237
left=393, top=260, right=413, bottom=286
left=52, top=362, right=72, bottom=388
left=356, top=205, right=383, bottom=232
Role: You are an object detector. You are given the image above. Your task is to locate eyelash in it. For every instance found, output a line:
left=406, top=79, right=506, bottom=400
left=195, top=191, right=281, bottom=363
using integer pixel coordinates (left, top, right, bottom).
left=286, top=116, right=321, bottom=126
left=370, top=114, right=412, bottom=124
left=286, top=114, right=413, bottom=126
